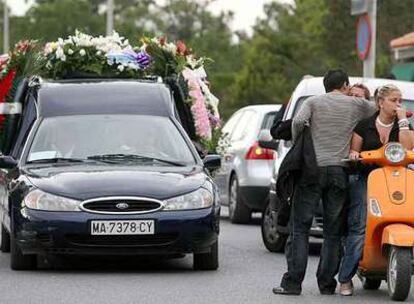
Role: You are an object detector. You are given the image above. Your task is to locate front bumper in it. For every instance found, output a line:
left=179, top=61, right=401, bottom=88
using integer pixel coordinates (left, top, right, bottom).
left=12, top=206, right=220, bottom=256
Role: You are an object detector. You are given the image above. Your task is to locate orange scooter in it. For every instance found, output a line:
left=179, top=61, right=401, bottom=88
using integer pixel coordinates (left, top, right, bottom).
left=357, top=142, right=414, bottom=301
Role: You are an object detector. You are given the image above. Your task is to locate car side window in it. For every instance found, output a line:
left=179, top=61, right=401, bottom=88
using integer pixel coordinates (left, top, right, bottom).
left=261, top=112, right=277, bottom=130
left=283, top=96, right=312, bottom=148
left=222, top=110, right=243, bottom=139
left=231, top=111, right=257, bottom=142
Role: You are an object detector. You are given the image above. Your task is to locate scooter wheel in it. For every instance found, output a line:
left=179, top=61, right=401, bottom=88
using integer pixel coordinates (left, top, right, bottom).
left=387, top=246, right=412, bottom=301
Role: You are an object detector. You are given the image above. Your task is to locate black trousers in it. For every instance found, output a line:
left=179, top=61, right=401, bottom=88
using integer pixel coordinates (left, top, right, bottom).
left=280, top=166, right=348, bottom=293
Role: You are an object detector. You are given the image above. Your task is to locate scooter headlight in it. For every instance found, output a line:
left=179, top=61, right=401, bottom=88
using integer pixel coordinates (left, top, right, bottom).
left=384, top=143, right=406, bottom=163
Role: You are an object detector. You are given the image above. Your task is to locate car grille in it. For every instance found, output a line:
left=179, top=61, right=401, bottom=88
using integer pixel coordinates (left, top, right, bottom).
left=81, top=198, right=163, bottom=214
left=65, top=233, right=178, bottom=247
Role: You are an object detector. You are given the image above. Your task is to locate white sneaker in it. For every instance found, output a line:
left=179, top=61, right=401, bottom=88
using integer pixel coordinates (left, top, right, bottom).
left=339, top=281, right=354, bottom=296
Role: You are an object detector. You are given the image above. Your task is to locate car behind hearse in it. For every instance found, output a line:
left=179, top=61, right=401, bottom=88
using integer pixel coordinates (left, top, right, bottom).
left=0, top=78, right=221, bottom=271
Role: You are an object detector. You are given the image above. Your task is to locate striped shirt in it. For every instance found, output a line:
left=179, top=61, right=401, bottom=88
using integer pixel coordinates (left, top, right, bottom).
left=292, top=91, right=376, bottom=167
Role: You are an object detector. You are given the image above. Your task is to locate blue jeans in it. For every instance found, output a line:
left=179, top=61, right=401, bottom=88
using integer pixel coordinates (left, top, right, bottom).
left=338, top=174, right=368, bottom=283
left=281, top=166, right=348, bottom=293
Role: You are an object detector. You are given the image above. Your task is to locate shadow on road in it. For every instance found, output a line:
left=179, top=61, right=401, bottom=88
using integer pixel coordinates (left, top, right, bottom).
left=34, top=254, right=196, bottom=273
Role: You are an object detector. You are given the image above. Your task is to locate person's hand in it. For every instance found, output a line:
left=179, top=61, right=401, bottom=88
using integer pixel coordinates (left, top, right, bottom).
left=396, top=106, right=407, bottom=120
left=349, top=150, right=360, bottom=161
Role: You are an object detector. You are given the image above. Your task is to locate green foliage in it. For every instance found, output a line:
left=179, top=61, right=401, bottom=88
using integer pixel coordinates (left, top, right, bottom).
left=5, top=0, right=414, bottom=122
left=229, top=0, right=414, bottom=116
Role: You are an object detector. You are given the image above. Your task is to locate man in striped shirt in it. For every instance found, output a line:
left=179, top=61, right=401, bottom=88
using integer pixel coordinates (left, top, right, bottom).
left=273, top=69, right=376, bottom=296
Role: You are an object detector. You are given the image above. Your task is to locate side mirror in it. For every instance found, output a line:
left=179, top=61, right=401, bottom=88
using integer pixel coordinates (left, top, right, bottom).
left=203, top=154, right=221, bottom=172
left=0, top=155, right=18, bottom=169
left=258, top=129, right=279, bottom=150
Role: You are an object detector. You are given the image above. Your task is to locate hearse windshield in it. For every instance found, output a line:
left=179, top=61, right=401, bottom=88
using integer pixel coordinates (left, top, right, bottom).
left=26, top=114, right=196, bottom=166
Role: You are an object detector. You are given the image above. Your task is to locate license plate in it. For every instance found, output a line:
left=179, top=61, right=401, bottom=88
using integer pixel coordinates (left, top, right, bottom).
left=90, top=220, right=155, bottom=235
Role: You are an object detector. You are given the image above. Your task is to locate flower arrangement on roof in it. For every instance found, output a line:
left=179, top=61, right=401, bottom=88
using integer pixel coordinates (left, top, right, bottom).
left=0, top=31, right=222, bottom=153
left=42, top=31, right=151, bottom=79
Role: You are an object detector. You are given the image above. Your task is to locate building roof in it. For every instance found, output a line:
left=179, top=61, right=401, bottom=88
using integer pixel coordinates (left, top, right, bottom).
left=37, top=79, right=174, bottom=118
left=390, top=32, right=414, bottom=49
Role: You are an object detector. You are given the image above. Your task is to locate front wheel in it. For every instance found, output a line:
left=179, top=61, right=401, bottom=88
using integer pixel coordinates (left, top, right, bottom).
left=387, top=246, right=412, bottom=301
left=261, top=202, right=287, bottom=252
left=193, top=241, right=218, bottom=271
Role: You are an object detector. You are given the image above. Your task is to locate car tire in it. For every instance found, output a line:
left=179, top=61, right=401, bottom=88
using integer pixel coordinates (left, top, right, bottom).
left=193, top=241, right=218, bottom=271
left=228, top=176, right=251, bottom=224
left=10, top=234, right=36, bottom=271
left=387, top=246, right=412, bottom=301
left=261, top=202, right=287, bottom=253
left=1, top=224, right=10, bottom=253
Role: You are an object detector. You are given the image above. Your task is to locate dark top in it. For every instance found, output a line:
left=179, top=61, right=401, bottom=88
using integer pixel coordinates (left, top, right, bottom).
left=353, top=112, right=413, bottom=174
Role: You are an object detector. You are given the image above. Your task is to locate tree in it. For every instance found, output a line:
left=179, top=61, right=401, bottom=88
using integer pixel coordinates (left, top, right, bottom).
left=15, top=0, right=105, bottom=43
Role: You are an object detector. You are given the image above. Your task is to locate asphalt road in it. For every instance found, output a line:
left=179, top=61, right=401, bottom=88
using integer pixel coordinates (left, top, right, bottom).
left=0, top=209, right=411, bottom=304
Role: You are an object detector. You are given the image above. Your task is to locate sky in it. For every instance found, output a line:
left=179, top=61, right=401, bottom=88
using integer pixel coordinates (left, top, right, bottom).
left=9, top=0, right=293, bottom=35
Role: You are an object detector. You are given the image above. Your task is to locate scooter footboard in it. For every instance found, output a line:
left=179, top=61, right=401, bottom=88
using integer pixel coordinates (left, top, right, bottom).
left=381, top=224, right=414, bottom=248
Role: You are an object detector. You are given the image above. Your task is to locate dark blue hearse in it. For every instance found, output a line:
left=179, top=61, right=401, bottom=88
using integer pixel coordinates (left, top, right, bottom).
left=0, top=78, right=221, bottom=270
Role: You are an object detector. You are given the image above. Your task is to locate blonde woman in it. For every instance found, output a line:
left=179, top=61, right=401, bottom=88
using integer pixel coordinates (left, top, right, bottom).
left=338, top=84, right=414, bottom=296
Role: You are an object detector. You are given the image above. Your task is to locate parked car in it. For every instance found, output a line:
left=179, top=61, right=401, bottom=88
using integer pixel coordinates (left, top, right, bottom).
left=214, top=105, right=281, bottom=223
left=260, top=76, right=414, bottom=252
left=0, top=78, right=221, bottom=270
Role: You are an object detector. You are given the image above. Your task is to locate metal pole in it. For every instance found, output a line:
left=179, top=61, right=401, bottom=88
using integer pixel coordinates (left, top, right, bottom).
left=3, top=0, right=9, bottom=53
left=106, top=0, right=114, bottom=36
left=363, top=0, right=377, bottom=78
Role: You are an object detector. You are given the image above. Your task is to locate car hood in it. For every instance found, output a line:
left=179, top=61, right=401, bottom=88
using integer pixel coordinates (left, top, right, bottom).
left=23, top=164, right=207, bottom=201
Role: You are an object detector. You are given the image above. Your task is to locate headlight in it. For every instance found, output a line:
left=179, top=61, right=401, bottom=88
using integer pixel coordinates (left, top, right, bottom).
left=385, top=143, right=406, bottom=163
left=163, top=188, right=214, bottom=210
left=24, top=189, right=81, bottom=211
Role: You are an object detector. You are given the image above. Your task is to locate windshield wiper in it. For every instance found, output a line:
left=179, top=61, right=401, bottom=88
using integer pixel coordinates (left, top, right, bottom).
left=86, top=154, right=186, bottom=166
left=26, top=157, right=91, bottom=164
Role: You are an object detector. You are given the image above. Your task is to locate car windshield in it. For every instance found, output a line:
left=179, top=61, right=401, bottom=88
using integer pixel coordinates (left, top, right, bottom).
left=26, top=115, right=196, bottom=166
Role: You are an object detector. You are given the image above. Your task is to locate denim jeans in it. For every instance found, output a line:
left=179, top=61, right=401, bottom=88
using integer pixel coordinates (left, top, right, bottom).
left=280, top=166, right=348, bottom=293
left=338, top=174, right=368, bottom=283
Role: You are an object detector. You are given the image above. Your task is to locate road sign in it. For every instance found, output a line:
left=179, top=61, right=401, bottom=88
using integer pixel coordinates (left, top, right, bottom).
left=351, top=0, right=368, bottom=15
left=356, top=14, right=372, bottom=61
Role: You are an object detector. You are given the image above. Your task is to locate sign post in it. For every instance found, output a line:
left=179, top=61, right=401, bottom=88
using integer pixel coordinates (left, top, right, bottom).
left=352, top=0, right=377, bottom=78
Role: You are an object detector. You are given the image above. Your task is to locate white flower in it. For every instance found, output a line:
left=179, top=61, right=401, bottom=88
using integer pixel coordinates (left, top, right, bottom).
left=79, top=49, right=86, bottom=56
left=117, top=65, right=125, bottom=72
left=67, top=49, right=74, bottom=55
left=128, top=63, right=138, bottom=70
left=165, top=43, right=177, bottom=55
left=55, top=47, right=65, bottom=59
left=57, top=38, right=64, bottom=47
left=96, top=51, right=102, bottom=56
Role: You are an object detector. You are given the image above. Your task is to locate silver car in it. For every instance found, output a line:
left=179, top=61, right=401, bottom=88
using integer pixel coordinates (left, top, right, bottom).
left=215, top=105, right=281, bottom=223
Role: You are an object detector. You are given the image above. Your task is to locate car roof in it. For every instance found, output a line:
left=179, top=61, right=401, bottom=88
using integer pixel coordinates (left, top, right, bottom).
left=294, top=76, right=414, bottom=100
left=36, top=79, right=174, bottom=117
left=237, top=104, right=282, bottom=113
